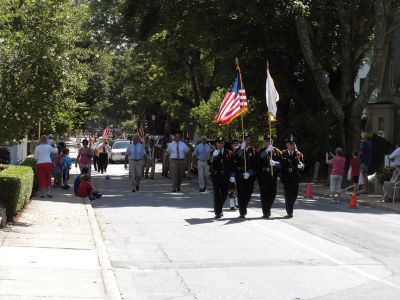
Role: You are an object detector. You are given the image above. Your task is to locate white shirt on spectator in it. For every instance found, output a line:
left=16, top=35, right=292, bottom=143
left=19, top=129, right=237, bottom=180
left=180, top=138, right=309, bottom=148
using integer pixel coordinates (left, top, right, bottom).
left=166, top=141, right=189, bottom=159
left=389, top=146, right=400, bottom=167
left=34, top=144, right=58, bottom=164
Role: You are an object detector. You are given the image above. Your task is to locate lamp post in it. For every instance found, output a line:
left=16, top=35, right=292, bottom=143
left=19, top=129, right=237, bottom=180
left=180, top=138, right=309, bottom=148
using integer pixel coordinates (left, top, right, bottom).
left=151, top=114, right=156, bottom=135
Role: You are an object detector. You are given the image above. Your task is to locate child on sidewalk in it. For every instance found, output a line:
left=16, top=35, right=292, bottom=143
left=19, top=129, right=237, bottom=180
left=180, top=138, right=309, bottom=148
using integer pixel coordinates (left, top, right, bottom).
left=350, top=149, right=361, bottom=195
left=74, top=167, right=102, bottom=200
left=77, top=175, right=97, bottom=200
left=61, top=148, right=72, bottom=189
left=52, top=145, right=63, bottom=188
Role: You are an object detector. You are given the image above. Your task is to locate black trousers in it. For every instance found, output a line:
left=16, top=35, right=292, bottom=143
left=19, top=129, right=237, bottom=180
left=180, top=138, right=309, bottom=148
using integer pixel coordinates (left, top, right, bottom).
left=236, top=175, right=255, bottom=216
left=282, top=178, right=299, bottom=215
left=93, top=155, right=98, bottom=171
left=98, top=153, right=108, bottom=172
left=258, top=173, right=277, bottom=215
left=212, top=176, right=229, bottom=216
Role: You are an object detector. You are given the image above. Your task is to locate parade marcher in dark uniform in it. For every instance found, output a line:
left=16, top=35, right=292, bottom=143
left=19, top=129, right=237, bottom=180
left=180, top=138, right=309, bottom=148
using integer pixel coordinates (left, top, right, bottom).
left=257, top=135, right=281, bottom=218
left=208, top=136, right=234, bottom=218
left=233, top=132, right=257, bottom=218
left=279, top=136, right=304, bottom=218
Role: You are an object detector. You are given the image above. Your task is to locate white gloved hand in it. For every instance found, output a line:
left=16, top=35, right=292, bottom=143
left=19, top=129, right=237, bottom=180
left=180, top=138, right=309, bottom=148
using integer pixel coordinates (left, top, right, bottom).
left=297, top=162, right=304, bottom=169
left=230, top=176, right=236, bottom=183
left=213, top=150, right=220, bottom=157
left=266, top=145, right=274, bottom=153
left=270, top=160, right=277, bottom=167
left=241, top=142, right=246, bottom=150
left=243, top=172, right=250, bottom=180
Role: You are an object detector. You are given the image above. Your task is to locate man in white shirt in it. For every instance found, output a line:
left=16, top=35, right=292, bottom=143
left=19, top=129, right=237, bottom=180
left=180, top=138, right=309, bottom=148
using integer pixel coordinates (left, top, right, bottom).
left=166, top=132, right=189, bottom=192
left=125, top=134, right=145, bottom=192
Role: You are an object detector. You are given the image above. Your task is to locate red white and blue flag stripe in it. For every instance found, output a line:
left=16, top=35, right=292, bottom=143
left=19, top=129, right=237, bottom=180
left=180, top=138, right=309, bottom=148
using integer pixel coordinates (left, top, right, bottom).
left=215, top=76, right=247, bottom=125
left=137, top=116, right=149, bottom=143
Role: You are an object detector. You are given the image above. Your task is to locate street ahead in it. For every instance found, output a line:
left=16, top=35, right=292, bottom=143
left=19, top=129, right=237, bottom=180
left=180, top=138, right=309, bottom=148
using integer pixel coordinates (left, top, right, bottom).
left=91, top=164, right=400, bottom=300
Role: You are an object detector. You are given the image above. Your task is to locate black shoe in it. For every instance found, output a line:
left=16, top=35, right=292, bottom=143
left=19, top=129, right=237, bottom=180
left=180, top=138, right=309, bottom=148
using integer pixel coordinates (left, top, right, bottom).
left=230, top=207, right=235, bottom=211
left=215, top=215, right=222, bottom=219
left=199, top=189, right=204, bottom=192
left=263, top=212, right=271, bottom=218
left=177, top=187, right=181, bottom=192
left=132, top=189, right=136, bottom=192
left=172, top=189, right=177, bottom=192
left=239, top=215, right=245, bottom=219
left=136, top=185, right=139, bottom=191
left=145, top=175, right=148, bottom=178
left=285, top=214, right=293, bottom=218
left=203, top=187, right=206, bottom=191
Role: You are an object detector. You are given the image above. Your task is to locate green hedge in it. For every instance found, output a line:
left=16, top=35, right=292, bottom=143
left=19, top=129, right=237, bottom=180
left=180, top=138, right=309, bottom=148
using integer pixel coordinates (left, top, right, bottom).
left=0, top=165, right=34, bottom=220
left=21, top=155, right=38, bottom=191
left=0, top=164, right=13, bottom=172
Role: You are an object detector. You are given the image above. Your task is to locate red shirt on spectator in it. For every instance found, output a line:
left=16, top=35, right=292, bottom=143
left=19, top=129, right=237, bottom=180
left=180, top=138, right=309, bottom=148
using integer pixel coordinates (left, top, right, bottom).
left=77, top=181, right=93, bottom=197
left=350, top=157, right=361, bottom=177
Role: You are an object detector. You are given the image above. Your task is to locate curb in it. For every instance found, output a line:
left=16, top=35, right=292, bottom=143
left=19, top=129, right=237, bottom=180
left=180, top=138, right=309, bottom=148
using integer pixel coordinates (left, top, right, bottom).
left=299, top=187, right=400, bottom=214
left=83, top=198, right=122, bottom=300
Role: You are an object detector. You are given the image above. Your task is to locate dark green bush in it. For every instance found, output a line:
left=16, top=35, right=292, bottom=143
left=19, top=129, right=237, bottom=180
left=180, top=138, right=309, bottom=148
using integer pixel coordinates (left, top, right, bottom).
left=0, top=165, right=34, bottom=220
left=21, top=155, right=38, bottom=191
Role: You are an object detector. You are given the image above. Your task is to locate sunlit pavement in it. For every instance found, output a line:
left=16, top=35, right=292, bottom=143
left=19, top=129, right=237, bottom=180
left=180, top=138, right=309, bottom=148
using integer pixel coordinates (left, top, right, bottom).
left=90, top=163, right=400, bottom=300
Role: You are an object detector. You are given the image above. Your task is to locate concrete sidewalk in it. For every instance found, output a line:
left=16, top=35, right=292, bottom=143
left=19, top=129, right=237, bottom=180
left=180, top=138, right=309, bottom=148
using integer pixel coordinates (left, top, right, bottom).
left=299, top=182, right=400, bottom=214
left=0, top=168, right=121, bottom=299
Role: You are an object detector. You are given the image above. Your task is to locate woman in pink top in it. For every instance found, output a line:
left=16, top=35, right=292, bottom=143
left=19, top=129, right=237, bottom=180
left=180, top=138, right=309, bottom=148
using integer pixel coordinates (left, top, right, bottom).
left=327, top=147, right=346, bottom=202
left=75, top=139, right=93, bottom=175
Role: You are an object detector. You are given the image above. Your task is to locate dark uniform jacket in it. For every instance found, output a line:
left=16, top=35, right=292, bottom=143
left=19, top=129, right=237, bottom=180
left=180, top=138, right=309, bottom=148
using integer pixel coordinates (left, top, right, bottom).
left=257, top=147, right=282, bottom=177
left=208, top=149, right=234, bottom=178
left=234, top=146, right=257, bottom=176
left=280, top=150, right=304, bottom=183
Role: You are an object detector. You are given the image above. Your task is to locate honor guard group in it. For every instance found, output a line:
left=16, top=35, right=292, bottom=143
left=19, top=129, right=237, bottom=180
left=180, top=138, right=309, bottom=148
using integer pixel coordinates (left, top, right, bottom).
left=207, top=133, right=304, bottom=219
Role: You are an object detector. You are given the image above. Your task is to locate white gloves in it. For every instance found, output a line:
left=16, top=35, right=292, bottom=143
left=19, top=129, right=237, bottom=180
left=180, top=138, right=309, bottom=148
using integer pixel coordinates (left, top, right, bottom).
left=270, top=160, right=277, bottom=167
left=243, top=172, right=250, bottom=180
left=297, top=162, right=304, bottom=169
left=230, top=176, right=236, bottom=183
left=266, top=145, right=274, bottom=153
left=241, top=142, right=246, bottom=150
left=213, top=150, right=220, bottom=157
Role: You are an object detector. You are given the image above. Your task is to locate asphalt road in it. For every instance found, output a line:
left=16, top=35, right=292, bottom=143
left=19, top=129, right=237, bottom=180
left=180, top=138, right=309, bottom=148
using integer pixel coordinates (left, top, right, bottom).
left=90, top=163, right=400, bottom=300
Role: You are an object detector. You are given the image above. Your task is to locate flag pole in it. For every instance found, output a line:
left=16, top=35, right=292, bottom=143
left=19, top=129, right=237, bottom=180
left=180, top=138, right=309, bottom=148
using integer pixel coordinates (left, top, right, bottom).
left=235, top=57, right=247, bottom=172
left=266, top=61, right=274, bottom=176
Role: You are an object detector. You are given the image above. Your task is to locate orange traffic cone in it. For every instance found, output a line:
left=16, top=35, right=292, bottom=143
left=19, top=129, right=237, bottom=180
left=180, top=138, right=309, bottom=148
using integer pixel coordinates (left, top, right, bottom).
left=305, top=183, right=312, bottom=199
left=349, top=193, right=357, bottom=208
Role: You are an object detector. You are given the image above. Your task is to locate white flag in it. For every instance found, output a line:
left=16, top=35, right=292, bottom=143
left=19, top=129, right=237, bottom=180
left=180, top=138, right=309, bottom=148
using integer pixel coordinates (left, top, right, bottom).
left=266, top=68, right=279, bottom=117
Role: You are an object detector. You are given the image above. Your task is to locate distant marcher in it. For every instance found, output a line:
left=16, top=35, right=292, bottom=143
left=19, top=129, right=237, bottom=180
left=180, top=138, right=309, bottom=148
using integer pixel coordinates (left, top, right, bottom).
left=194, top=136, right=212, bottom=192
left=360, top=134, right=373, bottom=193
left=61, top=148, right=72, bottom=189
left=125, top=134, right=145, bottom=192
left=350, top=149, right=361, bottom=194
left=92, top=138, right=101, bottom=172
left=326, top=147, right=346, bottom=202
left=184, top=137, right=194, bottom=179
left=98, top=140, right=109, bottom=174
left=145, top=137, right=156, bottom=179
left=227, top=140, right=239, bottom=210
left=166, top=132, right=189, bottom=192
left=76, top=139, right=93, bottom=175
left=34, top=135, right=58, bottom=198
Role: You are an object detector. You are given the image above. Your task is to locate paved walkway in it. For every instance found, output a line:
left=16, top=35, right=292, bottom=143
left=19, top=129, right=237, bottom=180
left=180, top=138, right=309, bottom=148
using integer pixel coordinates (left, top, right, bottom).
left=0, top=166, right=120, bottom=299
left=299, top=182, right=400, bottom=214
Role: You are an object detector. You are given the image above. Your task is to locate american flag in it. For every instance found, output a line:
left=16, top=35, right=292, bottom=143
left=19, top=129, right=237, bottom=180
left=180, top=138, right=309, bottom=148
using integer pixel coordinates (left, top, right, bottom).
left=102, top=126, right=110, bottom=139
left=137, top=116, right=149, bottom=143
left=215, top=76, right=247, bottom=125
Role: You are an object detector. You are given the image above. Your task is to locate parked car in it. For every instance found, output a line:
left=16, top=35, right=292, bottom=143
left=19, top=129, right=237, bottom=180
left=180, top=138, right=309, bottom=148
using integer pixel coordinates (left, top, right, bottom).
left=109, top=140, right=130, bottom=163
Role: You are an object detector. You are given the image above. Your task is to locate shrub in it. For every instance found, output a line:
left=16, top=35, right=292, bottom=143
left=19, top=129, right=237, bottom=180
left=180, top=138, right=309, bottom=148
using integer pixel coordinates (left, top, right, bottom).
left=0, top=164, right=13, bottom=172
left=0, top=165, right=34, bottom=220
left=21, top=155, right=38, bottom=191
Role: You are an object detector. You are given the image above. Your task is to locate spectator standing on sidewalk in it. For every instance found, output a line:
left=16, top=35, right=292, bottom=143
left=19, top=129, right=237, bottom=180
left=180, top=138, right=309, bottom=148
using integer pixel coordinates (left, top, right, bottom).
left=350, top=149, right=361, bottom=194
left=76, top=139, right=93, bottom=175
left=360, top=133, right=373, bottom=193
left=34, top=135, right=58, bottom=198
left=52, top=145, right=63, bottom=188
left=389, top=142, right=400, bottom=171
left=125, top=134, right=145, bottom=192
left=326, top=147, right=346, bottom=202
left=194, top=136, right=212, bottom=192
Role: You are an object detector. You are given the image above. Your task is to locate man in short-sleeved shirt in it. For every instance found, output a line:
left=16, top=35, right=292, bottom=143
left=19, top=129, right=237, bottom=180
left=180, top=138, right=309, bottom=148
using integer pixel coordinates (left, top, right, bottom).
left=125, top=134, right=145, bottom=192
left=166, top=133, right=189, bottom=192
